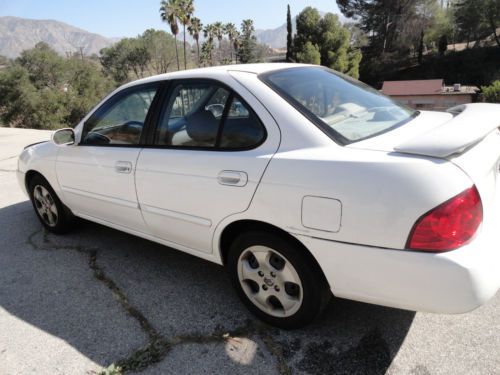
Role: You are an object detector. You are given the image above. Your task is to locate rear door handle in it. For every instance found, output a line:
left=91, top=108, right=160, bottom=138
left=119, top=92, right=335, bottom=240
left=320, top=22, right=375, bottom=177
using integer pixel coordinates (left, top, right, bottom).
left=217, top=170, right=248, bottom=187
left=115, top=161, right=133, bottom=174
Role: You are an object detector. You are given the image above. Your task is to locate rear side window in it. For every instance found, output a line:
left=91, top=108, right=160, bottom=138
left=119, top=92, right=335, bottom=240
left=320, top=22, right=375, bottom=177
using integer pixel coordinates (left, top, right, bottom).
left=219, top=97, right=265, bottom=149
left=155, top=81, right=266, bottom=150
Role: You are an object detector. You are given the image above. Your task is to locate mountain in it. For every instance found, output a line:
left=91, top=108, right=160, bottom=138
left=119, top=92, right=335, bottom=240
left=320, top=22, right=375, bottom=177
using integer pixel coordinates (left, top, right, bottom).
left=0, top=16, right=116, bottom=58
left=255, top=12, right=345, bottom=48
left=255, top=19, right=296, bottom=49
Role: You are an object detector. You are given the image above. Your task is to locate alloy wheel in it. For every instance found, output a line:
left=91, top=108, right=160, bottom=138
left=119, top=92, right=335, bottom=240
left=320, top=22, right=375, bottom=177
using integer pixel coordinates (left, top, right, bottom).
left=237, top=245, right=303, bottom=317
left=33, top=185, right=58, bottom=227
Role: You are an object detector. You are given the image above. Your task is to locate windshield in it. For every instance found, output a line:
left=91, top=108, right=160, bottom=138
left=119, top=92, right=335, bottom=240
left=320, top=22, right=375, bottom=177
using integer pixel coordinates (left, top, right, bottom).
left=260, top=67, right=417, bottom=144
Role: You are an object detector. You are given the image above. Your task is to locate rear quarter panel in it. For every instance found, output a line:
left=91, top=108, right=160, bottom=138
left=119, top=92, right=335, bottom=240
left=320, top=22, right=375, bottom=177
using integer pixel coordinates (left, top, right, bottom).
left=240, top=146, right=473, bottom=250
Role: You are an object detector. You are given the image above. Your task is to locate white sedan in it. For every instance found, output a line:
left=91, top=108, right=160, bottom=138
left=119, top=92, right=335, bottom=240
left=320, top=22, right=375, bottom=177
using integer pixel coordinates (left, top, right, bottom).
left=17, top=64, right=500, bottom=328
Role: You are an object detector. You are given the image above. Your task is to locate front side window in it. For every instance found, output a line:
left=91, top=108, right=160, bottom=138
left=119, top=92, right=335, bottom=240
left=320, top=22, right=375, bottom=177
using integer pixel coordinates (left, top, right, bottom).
left=81, top=85, right=158, bottom=145
left=261, top=67, right=417, bottom=144
left=155, top=81, right=265, bottom=149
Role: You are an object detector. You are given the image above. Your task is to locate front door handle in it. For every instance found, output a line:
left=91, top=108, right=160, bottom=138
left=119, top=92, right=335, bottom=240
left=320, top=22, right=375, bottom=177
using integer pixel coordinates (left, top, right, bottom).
left=217, top=170, right=248, bottom=187
left=115, top=161, right=133, bottom=174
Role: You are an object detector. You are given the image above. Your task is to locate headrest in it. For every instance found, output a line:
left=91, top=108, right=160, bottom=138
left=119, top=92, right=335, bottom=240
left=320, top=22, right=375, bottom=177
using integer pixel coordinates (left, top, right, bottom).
left=186, top=110, right=219, bottom=143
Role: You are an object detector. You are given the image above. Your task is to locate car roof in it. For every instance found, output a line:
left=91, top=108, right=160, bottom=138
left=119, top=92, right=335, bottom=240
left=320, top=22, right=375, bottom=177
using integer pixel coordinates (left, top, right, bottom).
left=120, top=63, right=309, bottom=89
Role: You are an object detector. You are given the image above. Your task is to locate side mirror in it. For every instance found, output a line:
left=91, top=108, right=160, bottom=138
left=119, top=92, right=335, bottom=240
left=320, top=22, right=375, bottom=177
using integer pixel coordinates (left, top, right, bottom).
left=52, top=128, right=75, bottom=145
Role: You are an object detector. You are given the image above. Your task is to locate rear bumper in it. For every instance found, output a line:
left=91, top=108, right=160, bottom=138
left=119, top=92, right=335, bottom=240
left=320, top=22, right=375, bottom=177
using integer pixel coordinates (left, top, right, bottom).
left=297, top=227, right=500, bottom=314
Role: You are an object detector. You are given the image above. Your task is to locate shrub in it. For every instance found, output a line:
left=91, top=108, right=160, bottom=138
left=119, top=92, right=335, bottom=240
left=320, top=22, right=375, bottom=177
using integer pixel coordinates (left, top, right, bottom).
left=482, top=80, right=500, bottom=103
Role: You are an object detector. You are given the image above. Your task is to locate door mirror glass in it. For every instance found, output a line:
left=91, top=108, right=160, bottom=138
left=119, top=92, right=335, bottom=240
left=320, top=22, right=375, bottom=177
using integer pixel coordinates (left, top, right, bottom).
left=52, top=128, right=75, bottom=145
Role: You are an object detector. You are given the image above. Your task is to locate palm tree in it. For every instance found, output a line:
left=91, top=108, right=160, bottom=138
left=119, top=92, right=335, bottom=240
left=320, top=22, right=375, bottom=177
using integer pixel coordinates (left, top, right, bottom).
left=188, top=17, right=202, bottom=67
left=200, top=40, right=214, bottom=67
left=160, top=0, right=181, bottom=70
left=224, top=23, right=238, bottom=63
left=203, top=24, right=215, bottom=65
left=212, top=22, right=224, bottom=64
left=177, top=0, right=194, bottom=70
left=232, top=30, right=241, bottom=63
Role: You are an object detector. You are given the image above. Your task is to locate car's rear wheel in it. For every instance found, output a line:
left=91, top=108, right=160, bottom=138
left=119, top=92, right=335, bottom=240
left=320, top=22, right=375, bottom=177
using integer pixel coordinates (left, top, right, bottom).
left=227, top=231, right=330, bottom=329
left=28, top=174, right=75, bottom=234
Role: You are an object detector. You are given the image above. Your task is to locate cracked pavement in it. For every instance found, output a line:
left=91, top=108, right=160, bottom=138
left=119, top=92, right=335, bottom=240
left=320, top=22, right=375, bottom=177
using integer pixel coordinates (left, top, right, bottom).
left=0, top=128, right=499, bottom=375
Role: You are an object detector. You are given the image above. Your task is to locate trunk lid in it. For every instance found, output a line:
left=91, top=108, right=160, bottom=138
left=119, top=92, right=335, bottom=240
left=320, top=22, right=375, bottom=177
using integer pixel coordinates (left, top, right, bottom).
left=394, top=104, right=500, bottom=158
left=349, top=103, right=500, bottom=158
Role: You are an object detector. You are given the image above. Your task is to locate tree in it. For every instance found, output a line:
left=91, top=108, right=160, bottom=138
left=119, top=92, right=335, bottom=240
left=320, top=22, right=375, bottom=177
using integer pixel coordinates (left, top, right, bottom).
left=438, top=34, right=448, bottom=54
left=188, top=17, right=203, bottom=66
left=286, top=4, right=293, bottom=62
left=65, top=58, right=115, bottom=125
left=485, top=0, right=500, bottom=46
left=100, top=41, right=130, bottom=84
left=101, top=30, right=179, bottom=81
left=418, top=29, right=425, bottom=64
left=482, top=80, right=500, bottom=103
left=100, top=38, right=150, bottom=83
left=296, top=41, right=321, bottom=64
left=292, top=7, right=362, bottom=77
left=224, top=23, right=238, bottom=63
left=177, top=0, right=194, bottom=69
left=336, top=0, right=430, bottom=56
left=232, top=30, right=241, bottom=63
left=346, top=48, right=362, bottom=79
left=238, top=19, right=257, bottom=63
left=454, top=0, right=500, bottom=47
left=454, top=0, right=485, bottom=47
left=17, top=42, right=65, bottom=90
left=160, top=0, right=181, bottom=70
left=425, top=6, right=454, bottom=49
left=203, top=24, right=216, bottom=64
left=0, top=43, right=113, bottom=129
left=200, top=40, right=214, bottom=67
left=140, top=29, right=178, bottom=74
left=212, top=22, right=224, bottom=63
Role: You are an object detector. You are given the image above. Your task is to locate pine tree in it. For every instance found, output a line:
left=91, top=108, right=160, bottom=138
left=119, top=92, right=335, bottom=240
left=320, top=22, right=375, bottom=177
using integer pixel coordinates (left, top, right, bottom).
left=286, top=4, right=293, bottom=62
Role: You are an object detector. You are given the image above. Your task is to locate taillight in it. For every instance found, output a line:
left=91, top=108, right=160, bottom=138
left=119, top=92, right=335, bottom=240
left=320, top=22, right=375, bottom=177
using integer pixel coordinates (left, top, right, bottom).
left=407, top=186, right=482, bottom=252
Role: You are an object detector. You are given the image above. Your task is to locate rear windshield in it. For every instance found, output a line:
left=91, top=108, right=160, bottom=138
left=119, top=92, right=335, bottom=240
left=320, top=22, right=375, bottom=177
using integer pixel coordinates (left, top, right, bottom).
left=260, top=67, right=417, bottom=144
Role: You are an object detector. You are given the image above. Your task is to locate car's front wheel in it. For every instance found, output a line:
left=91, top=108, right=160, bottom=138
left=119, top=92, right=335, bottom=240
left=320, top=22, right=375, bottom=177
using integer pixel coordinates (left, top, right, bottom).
left=28, top=174, right=75, bottom=234
left=227, top=231, right=330, bottom=329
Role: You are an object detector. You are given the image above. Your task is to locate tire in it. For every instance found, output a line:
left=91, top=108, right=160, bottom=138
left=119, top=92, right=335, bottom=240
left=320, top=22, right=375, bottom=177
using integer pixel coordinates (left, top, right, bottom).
left=28, top=174, right=75, bottom=234
left=227, top=231, right=331, bottom=329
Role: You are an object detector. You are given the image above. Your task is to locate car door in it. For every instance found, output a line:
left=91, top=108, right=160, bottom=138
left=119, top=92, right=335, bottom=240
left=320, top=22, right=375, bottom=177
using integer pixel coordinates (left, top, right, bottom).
left=135, top=79, right=280, bottom=254
left=56, top=83, right=160, bottom=232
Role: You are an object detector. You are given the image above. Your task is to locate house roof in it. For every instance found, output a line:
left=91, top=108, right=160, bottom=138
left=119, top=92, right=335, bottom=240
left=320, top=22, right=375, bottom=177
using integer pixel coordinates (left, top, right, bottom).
left=381, top=79, right=444, bottom=96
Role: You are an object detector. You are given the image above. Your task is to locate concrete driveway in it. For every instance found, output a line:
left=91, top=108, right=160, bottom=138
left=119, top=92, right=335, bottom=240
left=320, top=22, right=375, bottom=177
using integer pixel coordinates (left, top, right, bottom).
left=0, top=127, right=498, bottom=375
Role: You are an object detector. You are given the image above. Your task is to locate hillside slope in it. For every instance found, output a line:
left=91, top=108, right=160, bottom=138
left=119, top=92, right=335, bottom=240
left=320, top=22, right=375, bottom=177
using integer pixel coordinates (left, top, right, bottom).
left=0, top=16, right=115, bottom=58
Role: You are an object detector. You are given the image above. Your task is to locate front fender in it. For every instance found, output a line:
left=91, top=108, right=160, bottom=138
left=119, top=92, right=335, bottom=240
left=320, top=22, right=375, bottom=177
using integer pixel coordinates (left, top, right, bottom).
left=18, top=141, right=62, bottom=200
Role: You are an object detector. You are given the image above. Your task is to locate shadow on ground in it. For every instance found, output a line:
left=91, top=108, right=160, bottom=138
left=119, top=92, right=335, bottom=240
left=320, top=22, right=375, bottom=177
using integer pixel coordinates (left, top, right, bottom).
left=0, top=200, right=415, bottom=374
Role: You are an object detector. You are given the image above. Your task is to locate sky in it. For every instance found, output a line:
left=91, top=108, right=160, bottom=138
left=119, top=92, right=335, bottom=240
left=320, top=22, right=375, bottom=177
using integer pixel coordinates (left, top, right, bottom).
left=0, top=0, right=342, bottom=38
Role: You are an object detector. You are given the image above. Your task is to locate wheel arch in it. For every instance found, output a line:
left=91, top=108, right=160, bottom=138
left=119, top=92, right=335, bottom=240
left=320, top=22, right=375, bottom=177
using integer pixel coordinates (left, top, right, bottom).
left=25, top=169, right=45, bottom=192
left=219, top=219, right=330, bottom=287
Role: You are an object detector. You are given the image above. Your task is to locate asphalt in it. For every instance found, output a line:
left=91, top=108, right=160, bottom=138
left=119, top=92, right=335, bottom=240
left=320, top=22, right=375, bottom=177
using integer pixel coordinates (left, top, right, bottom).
left=0, top=127, right=498, bottom=375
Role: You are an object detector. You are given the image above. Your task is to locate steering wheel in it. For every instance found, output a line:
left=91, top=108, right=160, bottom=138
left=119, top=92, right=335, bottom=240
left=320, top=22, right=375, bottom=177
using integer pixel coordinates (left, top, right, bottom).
left=84, top=132, right=111, bottom=145
left=121, top=120, right=144, bottom=132
left=205, top=104, right=225, bottom=118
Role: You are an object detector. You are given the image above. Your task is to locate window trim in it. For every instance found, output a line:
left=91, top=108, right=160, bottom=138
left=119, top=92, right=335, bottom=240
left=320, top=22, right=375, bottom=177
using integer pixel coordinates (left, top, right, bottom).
left=258, top=66, right=419, bottom=146
left=78, top=82, right=164, bottom=148
left=150, top=78, right=268, bottom=152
